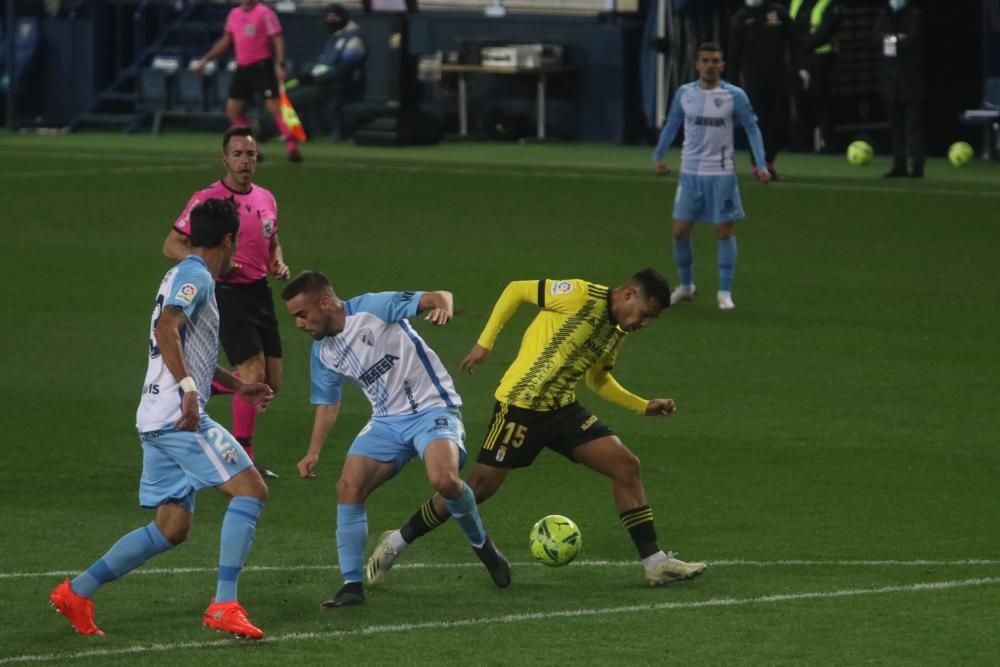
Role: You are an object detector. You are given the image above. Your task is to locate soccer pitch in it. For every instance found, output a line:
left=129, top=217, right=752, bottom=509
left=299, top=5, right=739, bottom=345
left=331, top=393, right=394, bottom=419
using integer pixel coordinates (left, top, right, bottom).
left=1, top=133, right=998, bottom=665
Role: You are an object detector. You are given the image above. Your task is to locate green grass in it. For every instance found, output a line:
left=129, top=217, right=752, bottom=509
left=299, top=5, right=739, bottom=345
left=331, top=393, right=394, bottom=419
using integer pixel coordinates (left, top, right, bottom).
left=1, top=132, right=998, bottom=665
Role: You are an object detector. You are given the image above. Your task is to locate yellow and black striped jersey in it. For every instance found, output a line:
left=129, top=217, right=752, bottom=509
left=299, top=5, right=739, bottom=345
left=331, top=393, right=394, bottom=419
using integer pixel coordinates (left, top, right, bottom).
left=479, top=279, right=630, bottom=411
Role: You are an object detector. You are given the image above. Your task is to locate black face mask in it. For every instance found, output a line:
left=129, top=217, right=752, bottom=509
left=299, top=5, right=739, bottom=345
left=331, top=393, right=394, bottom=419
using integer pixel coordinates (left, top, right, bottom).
left=326, top=19, right=344, bottom=34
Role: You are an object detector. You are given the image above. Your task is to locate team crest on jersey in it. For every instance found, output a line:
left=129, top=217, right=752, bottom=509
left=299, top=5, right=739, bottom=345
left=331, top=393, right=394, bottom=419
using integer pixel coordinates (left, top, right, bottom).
left=175, top=283, right=198, bottom=305
left=766, top=10, right=781, bottom=26
left=243, top=24, right=256, bottom=37
left=359, top=328, right=375, bottom=347
left=714, top=97, right=723, bottom=108
left=551, top=280, right=575, bottom=296
left=222, top=446, right=240, bottom=464
left=496, top=445, right=507, bottom=462
left=262, top=218, right=275, bottom=238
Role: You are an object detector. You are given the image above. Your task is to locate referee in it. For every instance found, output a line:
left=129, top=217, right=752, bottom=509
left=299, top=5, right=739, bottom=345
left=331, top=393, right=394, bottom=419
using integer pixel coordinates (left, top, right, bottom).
left=195, top=0, right=303, bottom=163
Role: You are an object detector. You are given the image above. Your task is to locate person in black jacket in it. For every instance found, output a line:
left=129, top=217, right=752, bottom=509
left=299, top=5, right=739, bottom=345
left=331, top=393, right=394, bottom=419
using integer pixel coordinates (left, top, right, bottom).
left=875, top=0, right=925, bottom=178
left=790, top=0, right=842, bottom=152
left=729, top=0, right=805, bottom=180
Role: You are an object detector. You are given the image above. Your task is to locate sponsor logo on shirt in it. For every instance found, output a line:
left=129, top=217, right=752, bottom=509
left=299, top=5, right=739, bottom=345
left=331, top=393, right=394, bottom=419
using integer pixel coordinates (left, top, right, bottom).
left=175, top=283, right=198, bottom=305
left=496, top=445, right=507, bottom=462
left=243, top=24, right=256, bottom=37
left=690, top=115, right=726, bottom=127
left=551, top=280, right=574, bottom=296
left=359, top=354, right=400, bottom=387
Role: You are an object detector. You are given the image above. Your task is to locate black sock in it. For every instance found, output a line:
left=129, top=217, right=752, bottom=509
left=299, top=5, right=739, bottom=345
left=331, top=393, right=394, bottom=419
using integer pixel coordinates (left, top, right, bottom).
left=399, top=498, right=449, bottom=543
left=620, top=505, right=660, bottom=559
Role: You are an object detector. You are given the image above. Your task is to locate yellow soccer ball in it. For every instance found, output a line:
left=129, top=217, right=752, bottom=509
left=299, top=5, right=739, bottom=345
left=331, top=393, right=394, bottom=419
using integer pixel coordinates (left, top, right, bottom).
left=846, top=140, right=873, bottom=166
left=948, top=141, right=974, bottom=167
left=529, top=515, right=582, bottom=567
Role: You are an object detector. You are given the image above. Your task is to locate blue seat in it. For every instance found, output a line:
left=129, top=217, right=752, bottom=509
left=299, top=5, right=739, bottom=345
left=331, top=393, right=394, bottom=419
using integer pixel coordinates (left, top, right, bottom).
left=175, top=64, right=207, bottom=112
left=959, top=77, right=1000, bottom=160
left=139, top=55, right=182, bottom=134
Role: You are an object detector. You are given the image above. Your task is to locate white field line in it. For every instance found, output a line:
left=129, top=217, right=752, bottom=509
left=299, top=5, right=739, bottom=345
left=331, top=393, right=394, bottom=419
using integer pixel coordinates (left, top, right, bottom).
left=3, top=558, right=999, bottom=580
left=0, top=148, right=997, bottom=199
left=2, top=576, right=998, bottom=664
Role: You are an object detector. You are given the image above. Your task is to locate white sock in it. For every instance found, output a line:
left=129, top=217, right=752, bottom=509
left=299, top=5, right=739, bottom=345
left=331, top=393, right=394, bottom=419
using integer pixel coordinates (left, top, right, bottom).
left=641, top=550, right=667, bottom=572
left=388, top=530, right=408, bottom=552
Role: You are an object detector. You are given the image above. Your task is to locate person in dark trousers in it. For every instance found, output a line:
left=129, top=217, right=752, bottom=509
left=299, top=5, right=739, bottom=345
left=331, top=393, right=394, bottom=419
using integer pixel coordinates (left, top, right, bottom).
left=790, top=0, right=842, bottom=152
left=875, top=0, right=925, bottom=178
left=729, top=0, right=805, bottom=180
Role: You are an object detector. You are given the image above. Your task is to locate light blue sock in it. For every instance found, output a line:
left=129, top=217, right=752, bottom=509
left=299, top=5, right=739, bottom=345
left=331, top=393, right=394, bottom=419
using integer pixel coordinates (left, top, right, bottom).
left=673, top=237, right=694, bottom=286
left=215, top=496, right=264, bottom=603
left=336, top=504, right=368, bottom=584
left=71, top=522, right=174, bottom=597
left=718, top=237, right=738, bottom=292
left=444, top=483, right=486, bottom=548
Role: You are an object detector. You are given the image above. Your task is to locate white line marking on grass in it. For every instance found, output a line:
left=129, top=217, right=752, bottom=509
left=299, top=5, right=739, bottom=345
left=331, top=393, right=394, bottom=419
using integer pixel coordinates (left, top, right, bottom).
left=1, top=164, right=202, bottom=179
left=4, top=558, right=999, bottom=580
left=3, top=577, right=998, bottom=664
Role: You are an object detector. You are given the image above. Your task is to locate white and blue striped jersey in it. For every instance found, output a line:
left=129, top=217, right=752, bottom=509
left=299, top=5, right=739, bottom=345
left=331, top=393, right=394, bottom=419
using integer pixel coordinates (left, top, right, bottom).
left=309, top=291, right=462, bottom=417
left=653, top=80, right=767, bottom=175
left=136, top=255, right=219, bottom=432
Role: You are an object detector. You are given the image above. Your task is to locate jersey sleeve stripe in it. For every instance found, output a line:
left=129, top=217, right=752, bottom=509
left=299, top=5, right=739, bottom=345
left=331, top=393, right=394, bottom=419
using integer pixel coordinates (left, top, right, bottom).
left=537, top=279, right=546, bottom=308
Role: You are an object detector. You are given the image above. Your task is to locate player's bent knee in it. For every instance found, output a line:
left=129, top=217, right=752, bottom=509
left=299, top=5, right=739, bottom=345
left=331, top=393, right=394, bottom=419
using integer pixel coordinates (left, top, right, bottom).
left=430, top=473, right=463, bottom=500
left=614, top=451, right=642, bottom=483
left=336, top=476, right=363, bottom=503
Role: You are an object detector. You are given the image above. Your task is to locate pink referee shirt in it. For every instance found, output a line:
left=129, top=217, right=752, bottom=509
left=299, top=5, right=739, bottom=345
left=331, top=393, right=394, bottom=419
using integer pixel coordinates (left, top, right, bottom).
left=225, top=2, right=282, bottom=67
left=174, top=181, right=279, bottom=285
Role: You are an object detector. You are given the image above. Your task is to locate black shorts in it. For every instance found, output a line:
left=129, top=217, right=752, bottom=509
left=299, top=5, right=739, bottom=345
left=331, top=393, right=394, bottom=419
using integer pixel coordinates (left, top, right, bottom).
left=476, top=401, right=615, bottom=469
left=228, top=59, right=279, bottom=101
left=216, top=279, right=283, bottom=366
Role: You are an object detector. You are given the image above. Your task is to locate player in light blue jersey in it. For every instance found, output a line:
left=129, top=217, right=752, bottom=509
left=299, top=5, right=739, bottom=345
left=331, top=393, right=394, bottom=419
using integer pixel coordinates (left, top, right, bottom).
left=281, top=270, right=510, bottom=608
left=652, top=42, right=771, bottom=310
left=49, top=200, right=275, bottom=640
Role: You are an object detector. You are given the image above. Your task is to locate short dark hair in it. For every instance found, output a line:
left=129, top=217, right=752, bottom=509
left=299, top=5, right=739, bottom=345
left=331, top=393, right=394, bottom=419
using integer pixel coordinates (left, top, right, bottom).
left=222, top=125, right=256, bottom=152
left=189, top=198, right=239, bottom=249
left=697, top=41, right=724, bottom=56
left=281, top=270, right=335, bottom=302
left=326, top=2, right=348, bottom=19
left=629, top=268, right=671, bottom=309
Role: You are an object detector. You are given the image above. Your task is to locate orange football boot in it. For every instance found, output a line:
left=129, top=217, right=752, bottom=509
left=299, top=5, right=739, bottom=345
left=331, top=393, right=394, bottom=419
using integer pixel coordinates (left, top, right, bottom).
left=203, top=599, right=264, bottom=640
left=49, top=579, right=106, bottom=637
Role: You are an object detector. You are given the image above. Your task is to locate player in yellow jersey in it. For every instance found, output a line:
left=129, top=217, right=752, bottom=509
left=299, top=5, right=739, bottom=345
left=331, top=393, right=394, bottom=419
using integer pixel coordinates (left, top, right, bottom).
left=365, top=268, right=706, bottom=587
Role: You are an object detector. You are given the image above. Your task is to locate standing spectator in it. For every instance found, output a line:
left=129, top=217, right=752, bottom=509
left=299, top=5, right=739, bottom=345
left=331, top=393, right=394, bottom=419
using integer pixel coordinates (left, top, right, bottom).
left=195, top=0, right=303, bottom=163
left=875, top=0, right=925, bottom=178
left=790, top=0, right=842, bottom=152
left=729, top=0, right=805, bottom=181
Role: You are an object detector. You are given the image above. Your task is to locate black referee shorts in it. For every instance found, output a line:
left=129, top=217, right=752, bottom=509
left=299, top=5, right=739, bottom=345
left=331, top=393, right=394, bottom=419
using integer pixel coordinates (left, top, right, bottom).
left=476, top=401, right=616, bottom=469
left=228, top=59, right=279, bottom=101
left=216, top=278, right=283, bottom=366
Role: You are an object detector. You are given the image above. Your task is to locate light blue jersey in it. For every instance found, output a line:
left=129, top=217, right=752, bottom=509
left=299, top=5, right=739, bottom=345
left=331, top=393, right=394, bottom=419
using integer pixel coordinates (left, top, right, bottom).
left=136, top=256, right=219, bottom=432
left=310, top=291, right=462, bottom=417
left=653, top=80, right=767, bottom=175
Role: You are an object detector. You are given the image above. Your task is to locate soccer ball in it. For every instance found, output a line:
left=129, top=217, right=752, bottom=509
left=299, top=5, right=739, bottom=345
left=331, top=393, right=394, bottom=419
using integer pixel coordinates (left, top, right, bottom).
left=846, top=140, right=873, bottom=166
left=948, top=141, right=974, bottom=167
left=529, top=515, right=582, bottom=567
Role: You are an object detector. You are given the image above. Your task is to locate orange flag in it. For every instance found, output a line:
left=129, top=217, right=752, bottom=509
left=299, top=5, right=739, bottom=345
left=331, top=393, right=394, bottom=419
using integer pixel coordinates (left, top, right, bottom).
left=279, top=85, right=307, bottom=142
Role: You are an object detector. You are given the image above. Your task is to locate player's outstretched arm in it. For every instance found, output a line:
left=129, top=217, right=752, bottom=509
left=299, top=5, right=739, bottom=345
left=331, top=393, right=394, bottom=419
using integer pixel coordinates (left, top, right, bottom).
left=299, top=403, right=341, bottom=478
left=215, top=367, right=274, bottom=412
left=585, top=364, right=649, bottom=415
left=154, top=306, right=200, bottom=431
left=195, top=33, right=232, bottom=73
left=419, top=290, right=454, bottom=326
left=645, top=398, right=677, bottom=416
left=459, top=344, right=491, bottom=373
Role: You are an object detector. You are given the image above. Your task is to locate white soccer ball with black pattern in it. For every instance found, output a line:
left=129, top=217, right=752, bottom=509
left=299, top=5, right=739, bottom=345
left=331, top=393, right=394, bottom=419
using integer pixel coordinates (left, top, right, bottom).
left=529, top=515, right=582, bottom=567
